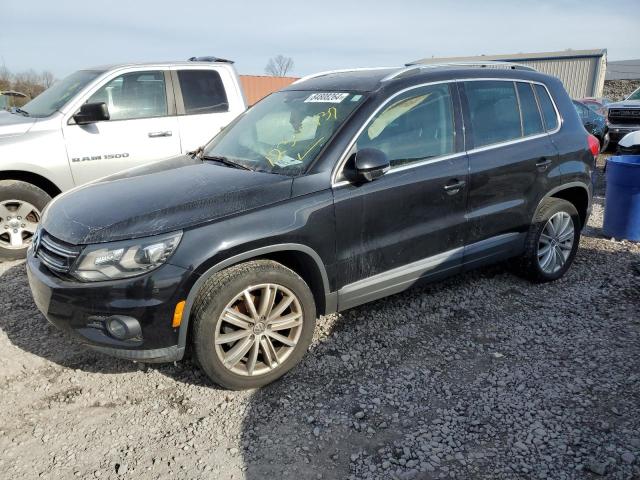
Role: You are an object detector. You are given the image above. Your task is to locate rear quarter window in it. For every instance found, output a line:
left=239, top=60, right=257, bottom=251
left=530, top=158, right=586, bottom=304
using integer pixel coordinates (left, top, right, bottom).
left=533, top=84, right=559, bottom=132
left=516, top=82, right=544, bottom=136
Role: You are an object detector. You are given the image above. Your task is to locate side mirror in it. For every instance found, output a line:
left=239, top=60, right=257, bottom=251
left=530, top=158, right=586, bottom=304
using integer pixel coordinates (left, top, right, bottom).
left=344, top=148, right=390, bottom=183
left=73, top=102, right=110, bottom=125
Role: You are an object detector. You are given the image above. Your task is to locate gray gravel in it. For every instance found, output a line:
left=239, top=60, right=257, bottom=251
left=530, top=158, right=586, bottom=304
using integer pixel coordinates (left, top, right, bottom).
left=1, top=159, right=639, bottom=479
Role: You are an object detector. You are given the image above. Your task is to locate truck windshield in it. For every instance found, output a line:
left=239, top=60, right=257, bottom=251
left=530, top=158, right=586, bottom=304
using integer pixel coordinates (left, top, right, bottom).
left=203, top=90, right=365, bottom=175
left=627, top=89, right=640, bottom=101
left=20, top=70, right=103, bottom=118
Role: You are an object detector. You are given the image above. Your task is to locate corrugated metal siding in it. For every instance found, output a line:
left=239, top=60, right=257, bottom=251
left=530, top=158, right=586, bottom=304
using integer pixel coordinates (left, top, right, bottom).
left=239, top=76, right=299, bottom=106
left=413, top=50, right=607, bottom=98
left=517, top=57, right=598, bottom=98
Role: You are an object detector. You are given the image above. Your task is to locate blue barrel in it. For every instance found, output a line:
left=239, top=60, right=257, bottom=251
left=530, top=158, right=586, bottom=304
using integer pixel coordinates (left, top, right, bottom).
left=603, top=155, right=640, bottom=241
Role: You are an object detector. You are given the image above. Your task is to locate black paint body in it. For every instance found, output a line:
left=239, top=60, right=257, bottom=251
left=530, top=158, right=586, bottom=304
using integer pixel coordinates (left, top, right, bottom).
left=27, top=67, right=594, bottom=362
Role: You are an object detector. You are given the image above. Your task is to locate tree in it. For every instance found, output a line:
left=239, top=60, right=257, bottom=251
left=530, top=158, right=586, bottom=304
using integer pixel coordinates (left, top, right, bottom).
left=265, top=55, right=294, bottom=77
left=0, top=66, right=11, bottom=91
left=13, top=69, right=45, bottom=98
left=40, top=70, right=55, bottom=88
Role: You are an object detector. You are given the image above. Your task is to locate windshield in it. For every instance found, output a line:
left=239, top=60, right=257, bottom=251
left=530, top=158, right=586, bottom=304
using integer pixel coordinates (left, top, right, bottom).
left=20, top=70, right=103, bottom=118
left=628, top=89, right=640, bottom=101
left=204, top=90, right=365, bottom=175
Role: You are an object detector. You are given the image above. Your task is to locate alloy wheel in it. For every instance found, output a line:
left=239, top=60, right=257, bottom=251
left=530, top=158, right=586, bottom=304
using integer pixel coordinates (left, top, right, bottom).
left=214, top=283, right=303, bottom=377
left=537, top=211, right=575, bottom=274
left=0, top=200, right=41, bottom=250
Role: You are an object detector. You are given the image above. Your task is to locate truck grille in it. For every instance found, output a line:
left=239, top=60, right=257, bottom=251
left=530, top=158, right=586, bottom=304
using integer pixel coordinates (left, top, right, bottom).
left=34, top=231, right=82, bottom=274
left=608, top=108, right=640, bottom=125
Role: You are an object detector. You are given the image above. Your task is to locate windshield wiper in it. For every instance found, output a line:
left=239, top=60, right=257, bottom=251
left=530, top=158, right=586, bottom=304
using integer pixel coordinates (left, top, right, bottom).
left=202, top=155, right=252, bottom=171
left=11, top=107, right=29, bottom=116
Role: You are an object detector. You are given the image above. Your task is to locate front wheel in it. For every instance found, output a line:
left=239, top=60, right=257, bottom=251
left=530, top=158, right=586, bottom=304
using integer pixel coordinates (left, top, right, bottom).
left=516, top=198, right=581, bottom=283
left=192, top=260, right=316, bottom=390
left=0, top=180, right=51, bottom=260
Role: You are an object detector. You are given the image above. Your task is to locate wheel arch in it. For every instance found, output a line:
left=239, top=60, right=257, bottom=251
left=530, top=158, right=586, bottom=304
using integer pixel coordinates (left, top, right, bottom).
left=0, top=170, right=63, bottom=198
left=176, top=244, right=336, bottom=356
left=540, top=182, right=591, bottom=229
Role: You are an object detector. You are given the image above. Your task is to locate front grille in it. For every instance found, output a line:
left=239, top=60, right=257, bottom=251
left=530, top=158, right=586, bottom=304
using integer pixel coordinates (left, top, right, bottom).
left=608, top=108, right=640, bottom=125
left=35, top=231, right=82, bottom=274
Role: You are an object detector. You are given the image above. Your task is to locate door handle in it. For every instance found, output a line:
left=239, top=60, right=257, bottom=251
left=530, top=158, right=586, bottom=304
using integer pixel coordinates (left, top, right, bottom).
left=148, top=131, right=172, bottom=138
left=444, top=179, right=466, bottom=195
left=536, top=158, right=552, bottom=171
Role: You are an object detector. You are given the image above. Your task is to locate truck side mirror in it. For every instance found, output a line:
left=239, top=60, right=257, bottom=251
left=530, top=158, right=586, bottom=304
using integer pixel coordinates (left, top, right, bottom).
left=344, top=148, right=390, bottom=183
left=73, top=102, right=110, bottom=125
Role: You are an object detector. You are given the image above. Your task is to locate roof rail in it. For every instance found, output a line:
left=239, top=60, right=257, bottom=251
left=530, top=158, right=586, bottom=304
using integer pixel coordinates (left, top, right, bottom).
left=382, top=61, right=537, bottom=81
left=292, top=67, right=398, bottom=85
left=188, top=56, right=234, bottom=64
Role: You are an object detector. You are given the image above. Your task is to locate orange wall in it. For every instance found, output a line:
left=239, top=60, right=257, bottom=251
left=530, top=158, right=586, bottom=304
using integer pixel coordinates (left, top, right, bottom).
left=240, top=75, right=299, bottom=106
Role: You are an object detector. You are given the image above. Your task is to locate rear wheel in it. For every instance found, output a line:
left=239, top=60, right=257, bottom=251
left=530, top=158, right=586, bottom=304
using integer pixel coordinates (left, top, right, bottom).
left=516, top=198, right=580, bottom=283
left=192, top=260, right=316, bottom=390
left=0, top=180, right=51, bottom=260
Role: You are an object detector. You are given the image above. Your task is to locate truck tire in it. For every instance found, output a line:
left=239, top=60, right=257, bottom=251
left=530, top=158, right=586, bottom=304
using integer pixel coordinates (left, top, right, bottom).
left=516, top=198, right=581, bottom=283
left=192, top=260, right=316, bottom=390
left=0, top=180, right=51, bottom=260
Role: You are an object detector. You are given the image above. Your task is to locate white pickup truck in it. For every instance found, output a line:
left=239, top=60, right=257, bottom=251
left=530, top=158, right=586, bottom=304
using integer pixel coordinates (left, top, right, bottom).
left=0, top=57, right=247, bottom=259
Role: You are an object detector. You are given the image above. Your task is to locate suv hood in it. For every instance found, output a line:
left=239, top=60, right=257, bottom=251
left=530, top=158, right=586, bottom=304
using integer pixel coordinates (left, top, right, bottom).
left=0, top=110, right=37, bottom=137
left=41, top=155, right=293, bottom=245
left=608, top=100, right=640, bottom=109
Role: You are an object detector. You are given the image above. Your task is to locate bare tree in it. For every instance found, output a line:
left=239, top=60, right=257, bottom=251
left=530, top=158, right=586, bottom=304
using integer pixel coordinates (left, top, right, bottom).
left=0, top=66, right=11, bottom=91
left=0, top=66, right=57, bottom=101
left=40, top=70, right=55, bottom=88
left=265, top=55, right=294, bottom=77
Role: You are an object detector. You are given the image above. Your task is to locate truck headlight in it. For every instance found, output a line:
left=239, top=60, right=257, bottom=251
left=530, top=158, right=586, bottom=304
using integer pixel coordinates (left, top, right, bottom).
left=71, top=231, right=182, bottom=281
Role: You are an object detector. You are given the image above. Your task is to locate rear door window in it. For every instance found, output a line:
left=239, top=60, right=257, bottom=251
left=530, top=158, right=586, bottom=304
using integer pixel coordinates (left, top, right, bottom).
left=464, top=81, right=522, bottom=148
left=177, top=70, right=229, bottom=115
left=517, top=82, right=544, bottom=136
left=534, top=84, right=559, bottom=131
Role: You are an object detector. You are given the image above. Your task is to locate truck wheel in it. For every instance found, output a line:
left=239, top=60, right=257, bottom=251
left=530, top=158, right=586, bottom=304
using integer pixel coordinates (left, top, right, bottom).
left=516, top=198, right=580, bottom=283
left=192, top=260, right=316, bottom=390
left=0, top=180, right=51, bottom=260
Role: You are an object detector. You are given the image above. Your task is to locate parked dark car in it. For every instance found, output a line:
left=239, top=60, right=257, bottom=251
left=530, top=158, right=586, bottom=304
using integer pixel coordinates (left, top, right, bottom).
left=573, top=99, right=609, bottom=151
left=27, top=63, right=597, bottom=389
left=607, top=87, right=640, bottom=145
left=578, top=97, right=611, bottom=116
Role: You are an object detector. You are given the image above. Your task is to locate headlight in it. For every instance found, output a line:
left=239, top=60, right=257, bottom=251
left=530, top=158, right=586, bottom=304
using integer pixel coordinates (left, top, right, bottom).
left=71, top=231, right=182, bottom=281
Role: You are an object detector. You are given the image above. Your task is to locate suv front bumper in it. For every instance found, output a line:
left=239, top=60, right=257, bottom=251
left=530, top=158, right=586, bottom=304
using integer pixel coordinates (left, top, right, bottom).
left=26, top=251, right=193, bottom=363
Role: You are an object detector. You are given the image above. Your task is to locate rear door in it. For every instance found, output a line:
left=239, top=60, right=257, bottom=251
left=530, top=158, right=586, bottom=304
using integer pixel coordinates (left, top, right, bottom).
left=333, top=83, right=468, bottom=310
left=171, top=67, right=244, bottom=152
left=63, top=70, right=181, bottom=185
left=460, top=80, right=559, bottom=268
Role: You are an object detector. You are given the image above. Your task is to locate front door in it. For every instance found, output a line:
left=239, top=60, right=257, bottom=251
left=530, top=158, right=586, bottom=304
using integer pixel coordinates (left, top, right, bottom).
left=63, top=70, right=181, bottom=186
left=333, top=83, right=468, bottom=310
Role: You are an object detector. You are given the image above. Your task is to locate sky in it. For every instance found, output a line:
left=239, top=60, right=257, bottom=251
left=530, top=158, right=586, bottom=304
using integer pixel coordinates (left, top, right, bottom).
left=2, top=0, right=639, bottom=79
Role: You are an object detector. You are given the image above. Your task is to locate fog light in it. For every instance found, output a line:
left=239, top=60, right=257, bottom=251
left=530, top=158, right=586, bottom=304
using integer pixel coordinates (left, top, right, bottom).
left=105, top=315, right=141, bottom=340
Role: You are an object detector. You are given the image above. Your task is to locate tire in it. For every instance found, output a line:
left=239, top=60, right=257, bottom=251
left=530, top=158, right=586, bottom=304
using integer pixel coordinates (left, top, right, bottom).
left=192, top=259, right=316, bottom=390
left=0, top=180, right=51, bottom=260
left=516, top=198, right=581, bottom=283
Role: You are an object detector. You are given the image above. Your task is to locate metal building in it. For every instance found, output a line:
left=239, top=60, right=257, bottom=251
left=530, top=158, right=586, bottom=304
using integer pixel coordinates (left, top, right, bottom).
left=410, top=49, right=608, bottom=98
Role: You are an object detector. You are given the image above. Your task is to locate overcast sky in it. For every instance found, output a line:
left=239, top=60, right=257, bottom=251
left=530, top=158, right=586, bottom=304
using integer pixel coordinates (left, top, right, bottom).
left=2, top=0, right=639, bottom=79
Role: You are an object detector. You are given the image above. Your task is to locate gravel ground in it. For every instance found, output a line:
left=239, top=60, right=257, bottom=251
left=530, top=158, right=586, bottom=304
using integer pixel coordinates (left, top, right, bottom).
left=1, top=159, right=639, bottom=479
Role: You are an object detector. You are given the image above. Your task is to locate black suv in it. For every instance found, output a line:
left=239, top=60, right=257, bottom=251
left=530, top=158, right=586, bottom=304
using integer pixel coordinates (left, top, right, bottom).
left=27, top=63, right=595, bottom=389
